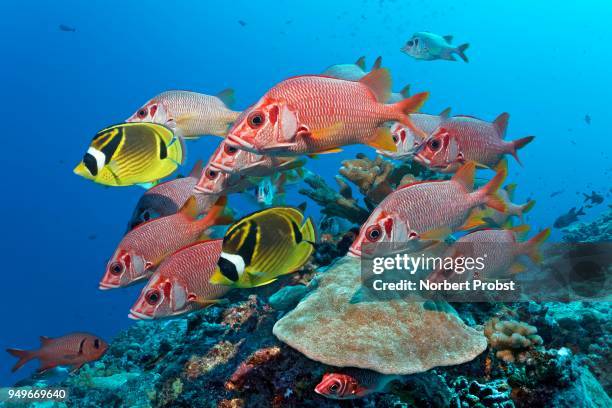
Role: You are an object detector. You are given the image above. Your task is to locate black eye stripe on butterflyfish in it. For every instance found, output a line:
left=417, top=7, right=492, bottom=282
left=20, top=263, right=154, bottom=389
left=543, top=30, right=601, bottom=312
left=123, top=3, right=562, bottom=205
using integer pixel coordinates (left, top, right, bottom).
left=100, top=128, right=123, bottom=164
left=218, top=256, right=239, bottom=281
left=158, top=134, right=168, bottom=160
left=236, top=221, right=258, bottom=265
left=83, top=153, right=98, bottom=176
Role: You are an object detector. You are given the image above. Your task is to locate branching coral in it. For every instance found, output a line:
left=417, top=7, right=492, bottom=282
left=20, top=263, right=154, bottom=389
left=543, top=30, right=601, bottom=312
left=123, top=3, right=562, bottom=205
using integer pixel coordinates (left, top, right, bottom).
left=485, top=318, right=543, bottom=363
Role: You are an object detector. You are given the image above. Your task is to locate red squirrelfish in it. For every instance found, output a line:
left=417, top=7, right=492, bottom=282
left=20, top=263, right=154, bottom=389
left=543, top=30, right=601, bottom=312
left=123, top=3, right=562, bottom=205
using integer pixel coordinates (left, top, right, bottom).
left=428, top=227, right=550, bottom=282
left=349, top=161, right=508, bottom=257
left=415, top=113, right=534, bottom=173
left=99, top=196, right=229, bottom=290
left=225, top=69, right=429, bottom=156
left=314, top=370, right=399, bottom=400
left=129, top=239, right=230, bottom=320
left=207, top=140, right=304, bottom=176
left=193, top=163, right=254, bottom=195
left=126, top=90, right=240, bottom=139
left=378, top=108, right=451, bottom=160
left=6, top=333, right=108, bottom=373
left=127, top=160, right=217, bottom=230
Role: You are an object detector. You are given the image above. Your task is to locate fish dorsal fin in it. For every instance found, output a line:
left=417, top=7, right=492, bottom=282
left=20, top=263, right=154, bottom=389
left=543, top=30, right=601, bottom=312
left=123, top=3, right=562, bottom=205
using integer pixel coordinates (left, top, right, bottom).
left=372, top=56, right=383, bottom=70
left=39, top=336, right=53, bottom=346
left=355, top=56, right=366, bottom=70
left=216, top=88, right=236, bottom=108
left=189, top=160, right=204, bottom=178
left=359, top=68, right=391, bottom=103
left=505, top=183, right=517, bottom=200
left=452, top=161, right=476, bottom=191
left=493, top=112, right=510, bottom=138
left=439, top=107, right=452, bottom=119
left=179, top=196, right=199, bottom=219
left=443, top=35, right=453, bottom=43
left=400, top=84, right=411, bottom=98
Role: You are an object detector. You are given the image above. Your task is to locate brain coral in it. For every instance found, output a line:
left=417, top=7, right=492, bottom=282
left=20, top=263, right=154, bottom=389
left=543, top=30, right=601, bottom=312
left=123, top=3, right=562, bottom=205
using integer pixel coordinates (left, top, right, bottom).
left=273, top=257, right=487, bottom=375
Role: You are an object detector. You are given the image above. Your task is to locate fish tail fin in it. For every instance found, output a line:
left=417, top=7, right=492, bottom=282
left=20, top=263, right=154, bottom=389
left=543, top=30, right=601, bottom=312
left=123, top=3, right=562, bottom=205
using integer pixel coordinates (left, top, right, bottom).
left=6, top=348, right=36, bottom=373
left=482, top=159, right=508, bottom=212
left=456, top=43, right=469, bottom=62
left=525, top=228, right=551, bottom=264
left=201, top=196, right=234, bottom=227
left=393, top=92, right=430, bottom=138
left=509, top=136, right=535, bottom=165
left=520, top=200, right=536, bottom=218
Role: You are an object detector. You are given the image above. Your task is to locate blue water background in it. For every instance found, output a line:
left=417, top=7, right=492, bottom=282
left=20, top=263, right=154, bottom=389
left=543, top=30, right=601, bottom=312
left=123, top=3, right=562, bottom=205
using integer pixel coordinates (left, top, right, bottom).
left=1, top=0, right=610, bottom=385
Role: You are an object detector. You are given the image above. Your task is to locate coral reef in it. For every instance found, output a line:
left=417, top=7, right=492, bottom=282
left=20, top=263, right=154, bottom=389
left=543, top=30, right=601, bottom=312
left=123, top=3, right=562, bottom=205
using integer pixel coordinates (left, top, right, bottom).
left=485, top=318, right=544, bottom=363
left=273, top=256, right=488, bottom=375
left=268, top=285, right=309, bottom=311
left=562, top=208, right=612, bottom=242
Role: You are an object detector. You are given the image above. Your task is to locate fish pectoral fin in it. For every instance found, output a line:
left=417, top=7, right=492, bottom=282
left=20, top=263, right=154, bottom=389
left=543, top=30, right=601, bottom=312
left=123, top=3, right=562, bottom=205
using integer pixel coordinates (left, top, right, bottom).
left=307, top=122, right=344, bottom=140
left=460, top=210, right=488, bottom=231
left=251, top=278, right=278, bottom=287
left=418, top=226, right=452, bottom=240
left=312, top=147, right=343, bottom=155
left=188, top=295, right=229, bottom=306
left=367, top=127, right=397, bottom=152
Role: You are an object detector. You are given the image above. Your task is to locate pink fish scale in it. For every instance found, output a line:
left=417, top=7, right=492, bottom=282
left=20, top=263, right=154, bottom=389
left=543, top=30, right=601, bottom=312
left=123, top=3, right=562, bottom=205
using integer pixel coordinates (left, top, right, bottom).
left=389, top=181, right=478, bottom=234
left=450, top=120, right=508, bottom=165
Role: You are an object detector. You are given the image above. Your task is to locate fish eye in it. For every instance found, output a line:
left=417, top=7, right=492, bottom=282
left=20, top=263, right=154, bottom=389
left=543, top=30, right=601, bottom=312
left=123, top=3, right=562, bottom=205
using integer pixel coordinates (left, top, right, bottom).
left=329, top=383, right=339, bottom=393
left=205, top=168, right=219, bottom=180
left=407, top=40, right=414, bottom=47
left=109, top=262, right=123, bottom=275
left=224, top=144, right=238, bottom=155
left=392, top=134, right=399, bottom=143
left=429, top=138, right=441, bottom=151
left=247, top=111, right=265, bottom=128
left=366, top=225, right=382, bottom=242
left=145, top=289, right=161, bottom=305
left=137, top=108, right=148, bottom=119
left=94, top=339, right=100, bottom=349
left=142, top=210, right=151, bottom=221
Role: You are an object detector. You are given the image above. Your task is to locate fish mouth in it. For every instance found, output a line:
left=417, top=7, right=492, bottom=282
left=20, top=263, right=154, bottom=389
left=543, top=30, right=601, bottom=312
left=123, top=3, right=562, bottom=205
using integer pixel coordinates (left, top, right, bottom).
left=414, top=153, right=430, bottom=164
left=208, top=162, right=236, bottom=174
left=347, top=247, right=362, bottom=258
left=193, top=185, right=216, bottom=195
left=226, top=134, right=256, bottom=151
left=99, top=282, right=119, bottom=290
left=128, top=309, right=152, bottom=320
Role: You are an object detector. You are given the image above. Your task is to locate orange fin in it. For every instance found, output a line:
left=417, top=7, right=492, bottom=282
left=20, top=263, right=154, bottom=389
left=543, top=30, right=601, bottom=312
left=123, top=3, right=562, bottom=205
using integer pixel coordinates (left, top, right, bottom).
left=452, top=161, right=476, bottom=191
left=509, top=224, right=530, bottom=234
left=525, top=228, right=551, bottom=264
left=493, top=112, right=510, bottom=137
left=189, top=294, right=229, bottom=307
left=521, top=199, right=536, bottom=215
left=313, top=147, right=343, bottom=155
left=510, top=136, right=535, bottom=166
left=460, top=210, right=487, bottom=230
left=419, top=226, right=452, bottom=240
left=179, top=196, right=199, bottom=219
left=359, top=68, right=392, bottom=103
left=6, top=349, right=36, bottom=373
left=482, top=159, right=508, bottom=212
left=309, top=122, right=343, bottom=140
left=367, top=127, right=397, bottom=152
left=394, top=92, right=430, bottom=138
left=200, top=196, right=233, bottom=227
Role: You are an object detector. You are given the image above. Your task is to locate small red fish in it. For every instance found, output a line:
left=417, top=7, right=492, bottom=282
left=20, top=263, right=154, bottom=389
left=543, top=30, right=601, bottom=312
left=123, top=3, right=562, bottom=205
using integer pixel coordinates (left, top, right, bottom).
left=315, top=371, right=398, bottom=399
left=472, top=182, right=536, bottom=228
left=208, top=141, right=304, bottom=176
left=127, top=160, right=217, bottom=230
left=349, top=161, right=508, bottom=257
left=415, top=113, right=534, bottom=173
left=193, top=163, right=254, bottom=195
left=225, top=69, right=428, bottom=156
left=99, top=196, right=230, bottom=289
left=129, top=239, right=229, bottom=320
left=6, top=333, right=108, bottom=373
left=428, top=226, right=550, bottom=282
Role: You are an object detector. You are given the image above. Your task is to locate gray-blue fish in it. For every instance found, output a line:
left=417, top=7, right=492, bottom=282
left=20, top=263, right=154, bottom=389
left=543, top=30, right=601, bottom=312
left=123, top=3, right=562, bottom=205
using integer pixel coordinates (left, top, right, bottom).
left=401, top=32, right=469, bottom=63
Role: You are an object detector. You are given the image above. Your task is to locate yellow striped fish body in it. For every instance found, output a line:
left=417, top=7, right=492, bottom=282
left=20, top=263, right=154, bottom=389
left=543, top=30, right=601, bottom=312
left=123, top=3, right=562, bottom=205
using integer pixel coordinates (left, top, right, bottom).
left=210, top=207, right=316, bottom=288
left=73, top=123, right=185, bottom=187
